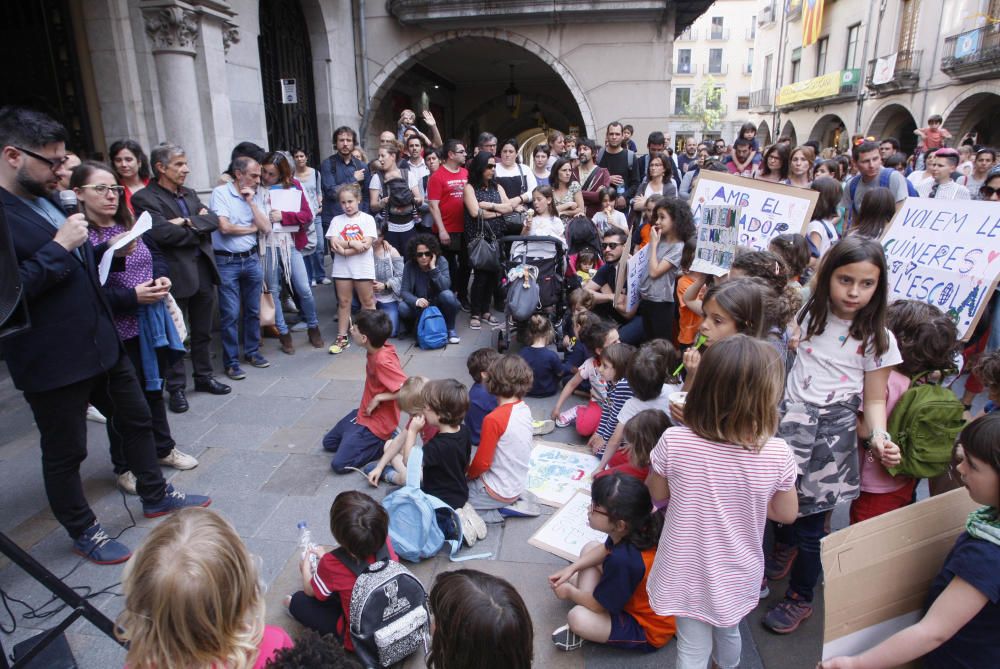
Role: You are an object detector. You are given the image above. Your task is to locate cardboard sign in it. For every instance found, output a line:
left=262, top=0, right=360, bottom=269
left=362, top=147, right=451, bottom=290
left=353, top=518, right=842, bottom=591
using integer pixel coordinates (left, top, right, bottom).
left=821, top=488, right=980, bottom=664
left=688, top=171, right=818, bottom=252
left=527, top=441, right=600, bottom=507
left=881, top=197, right=1000, bottom=340
left=528, top=490, right=608, bottom=561
left=624, top=243, right=649, bottom=313
left=690, top=205, right=740, bottom=276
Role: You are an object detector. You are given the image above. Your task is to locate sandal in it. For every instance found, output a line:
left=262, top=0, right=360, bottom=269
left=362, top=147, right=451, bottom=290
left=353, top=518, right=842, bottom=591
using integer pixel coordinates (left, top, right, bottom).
left=328, top=334, right=351, bottom=355
left=482, top=313, right=499, bottom=325
left=469, top=317, right=482, bottom=330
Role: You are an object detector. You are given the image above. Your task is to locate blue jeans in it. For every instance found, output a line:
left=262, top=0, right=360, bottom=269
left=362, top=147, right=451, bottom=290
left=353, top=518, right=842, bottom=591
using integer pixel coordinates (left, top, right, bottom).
left=777, top=511, right=828, bottom=602
left=377, top=301, right=400, bottom=337
left=263, top=247, right=319, bottom=334
left=216, top=253, right=263, bottom=368
left=398, top=290, right=459, bottom=332
left=305, top=217, right=326, bottom=283
left=322, top=408, right=387, bottom=473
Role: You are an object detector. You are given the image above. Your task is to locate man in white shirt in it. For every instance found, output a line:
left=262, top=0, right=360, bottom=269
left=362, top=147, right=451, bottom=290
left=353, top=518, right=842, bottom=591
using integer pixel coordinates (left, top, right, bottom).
left=916, top=148, right=970, bottom=200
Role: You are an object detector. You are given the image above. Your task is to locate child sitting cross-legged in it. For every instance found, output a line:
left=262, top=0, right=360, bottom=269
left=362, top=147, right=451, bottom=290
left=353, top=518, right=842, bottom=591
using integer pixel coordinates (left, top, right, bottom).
left=364, top=375, right=430, bottom=487
left=464, top=348, right=501, bottom=446
left=519, top=315, right=564, bottom=398
left=467, top=354, right=541, bottom=522
left=551, top=319, right=620, bottom=435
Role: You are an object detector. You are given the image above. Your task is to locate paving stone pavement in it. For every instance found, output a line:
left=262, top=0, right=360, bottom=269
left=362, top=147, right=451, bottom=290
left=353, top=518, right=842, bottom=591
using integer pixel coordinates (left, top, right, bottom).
left=0, top=285, right=833, bottom=668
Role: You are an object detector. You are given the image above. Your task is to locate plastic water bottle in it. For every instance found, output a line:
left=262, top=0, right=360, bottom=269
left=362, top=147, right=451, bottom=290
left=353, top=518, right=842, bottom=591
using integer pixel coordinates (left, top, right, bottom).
left=615, top=180, right=625, bottom=196
left=297, top=521, right=319, bottom=574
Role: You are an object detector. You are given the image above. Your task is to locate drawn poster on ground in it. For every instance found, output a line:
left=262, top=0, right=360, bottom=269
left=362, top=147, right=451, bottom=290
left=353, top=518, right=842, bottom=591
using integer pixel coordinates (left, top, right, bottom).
left=690, top=205, right=740, bottom=276
left=688, top=171, right=817, bottom=251
left=527, top=442, right=600, bottom=507
left=881, top=197, right=1000, bottom=340
left=529, top=490, right=608, bottom=561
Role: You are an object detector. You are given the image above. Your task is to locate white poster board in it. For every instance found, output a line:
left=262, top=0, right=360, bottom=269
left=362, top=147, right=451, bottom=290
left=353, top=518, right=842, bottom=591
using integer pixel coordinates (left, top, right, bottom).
left=624, top=243, right=649, bottom=313
left=688, top=171, right=817, bottom=252
left=269, top=187, right=302, bottom=213
left=690, top=205, right=740, bottom=276
left=527, top=442, right=600, bottom=507
left=99, top=212, right=152, bottom=284
left=881, top=197, right=1000, bottom=341
left=528, top=490, right=608, bottom=561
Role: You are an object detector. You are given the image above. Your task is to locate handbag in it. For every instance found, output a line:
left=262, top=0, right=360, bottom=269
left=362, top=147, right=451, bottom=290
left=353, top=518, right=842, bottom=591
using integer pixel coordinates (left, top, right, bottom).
left=501, top=164, right=529, bottom=234
left=164, top=293, right=188, bottom=342
left=506, top=265, right=540, bottom=321
left=467, top=213, right=500, bottom=273
left=259, top=274, right=276, bottom=327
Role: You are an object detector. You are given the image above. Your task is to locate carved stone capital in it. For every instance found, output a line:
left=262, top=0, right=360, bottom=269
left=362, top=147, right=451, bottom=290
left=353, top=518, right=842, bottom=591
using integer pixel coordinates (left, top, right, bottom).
left=222, top=21, right=240, bottom=53
left=143, top=6, right=200, bottom=54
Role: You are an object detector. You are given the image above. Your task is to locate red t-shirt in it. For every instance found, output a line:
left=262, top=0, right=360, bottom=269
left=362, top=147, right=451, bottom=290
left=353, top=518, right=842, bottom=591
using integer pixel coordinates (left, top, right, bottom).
left=356, top=343, right=408, bottom=440
left=427, top=166, right=469, bottom=233
left=310, top=541, right=399, bottom=652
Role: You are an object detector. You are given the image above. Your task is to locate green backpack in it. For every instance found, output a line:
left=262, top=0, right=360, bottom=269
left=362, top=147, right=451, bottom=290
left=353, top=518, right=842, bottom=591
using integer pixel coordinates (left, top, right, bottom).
left=886, top=372, right=965, bottom=479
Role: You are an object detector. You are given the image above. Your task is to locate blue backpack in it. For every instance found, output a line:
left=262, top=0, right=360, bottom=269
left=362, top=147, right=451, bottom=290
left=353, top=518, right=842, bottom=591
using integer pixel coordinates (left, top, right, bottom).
left=416, top=306, right=447, bottom=350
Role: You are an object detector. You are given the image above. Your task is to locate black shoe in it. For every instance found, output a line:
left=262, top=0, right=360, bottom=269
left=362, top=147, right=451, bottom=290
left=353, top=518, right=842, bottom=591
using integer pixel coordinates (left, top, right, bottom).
left=168, top=390, right=189, bottom=413
left=193, top=377, right=232, bottom=395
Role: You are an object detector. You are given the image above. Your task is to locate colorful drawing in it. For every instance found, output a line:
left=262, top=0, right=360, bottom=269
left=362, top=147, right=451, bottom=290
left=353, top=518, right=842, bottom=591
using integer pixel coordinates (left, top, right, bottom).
left=527, top=442, right=600, bottom=507
left=691, top=205, right=739, bottom=276
left=529, top=490, right=608, bottom=561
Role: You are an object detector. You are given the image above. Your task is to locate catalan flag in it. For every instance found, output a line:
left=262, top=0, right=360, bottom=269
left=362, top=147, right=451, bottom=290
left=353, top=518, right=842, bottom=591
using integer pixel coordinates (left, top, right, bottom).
left=802, top=0, right=825, bottom=47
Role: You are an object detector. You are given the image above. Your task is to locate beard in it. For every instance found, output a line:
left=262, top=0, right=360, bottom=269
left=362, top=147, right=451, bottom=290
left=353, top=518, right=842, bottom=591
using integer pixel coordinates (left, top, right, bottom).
left=16, top=165, right=54, bottom=198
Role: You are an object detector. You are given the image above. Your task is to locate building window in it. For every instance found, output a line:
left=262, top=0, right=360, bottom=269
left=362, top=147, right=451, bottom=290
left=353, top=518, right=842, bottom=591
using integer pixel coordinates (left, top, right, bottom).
left=709, top=48, right=723, bottom=74
left=747, top=48, right=754, bottom=74
left=897, top=0, right=921, bottom=53
left=845, top=23, right=860, bottom=69
left=677, top=48, right=692, bottom=74
left=816, top=37, right=829, bottom=76
left=707, top=87, right=723, bottom=110
left=750, top=19, right=756, bottom=39
left=737, top=95, right=750, bottom=110
left=763, top=53, right=773, bottom=88
left=711, top=16, right=724, bottom=39
left=674, top=87, right=691, bottom=114
left=790, top=47, right=801, bottom=83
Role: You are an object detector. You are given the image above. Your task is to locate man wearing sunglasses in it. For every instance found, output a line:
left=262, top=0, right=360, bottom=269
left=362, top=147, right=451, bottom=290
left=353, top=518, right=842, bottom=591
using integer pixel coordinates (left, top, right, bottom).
left=584, top=229, right=628, bottom=322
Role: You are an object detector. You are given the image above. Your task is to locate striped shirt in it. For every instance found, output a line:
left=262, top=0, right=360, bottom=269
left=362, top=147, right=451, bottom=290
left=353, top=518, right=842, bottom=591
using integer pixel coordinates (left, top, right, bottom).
left=646, top=427, right=796, bottom=626
left=596, top=379, right=633, bottom=441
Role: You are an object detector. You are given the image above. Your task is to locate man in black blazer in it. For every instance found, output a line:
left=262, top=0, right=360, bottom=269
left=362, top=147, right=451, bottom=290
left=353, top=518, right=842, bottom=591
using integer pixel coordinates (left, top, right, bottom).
left=132, top=143, right=229, bottom=413
left=0, top=107, right=210, bottom=564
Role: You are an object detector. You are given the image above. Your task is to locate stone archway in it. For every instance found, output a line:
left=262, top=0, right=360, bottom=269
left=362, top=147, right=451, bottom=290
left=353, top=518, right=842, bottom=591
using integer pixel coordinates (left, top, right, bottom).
left=756, top=120, right=771, bottom=146
left=809, top=113, right=847, bottom=152
left=941, top=85, right=1000, bottom=147
left=363, top=28, right=596, bottom=142
left=866, top=103, right=918, bottom=155
left=780, top=120, right=798, bottom=146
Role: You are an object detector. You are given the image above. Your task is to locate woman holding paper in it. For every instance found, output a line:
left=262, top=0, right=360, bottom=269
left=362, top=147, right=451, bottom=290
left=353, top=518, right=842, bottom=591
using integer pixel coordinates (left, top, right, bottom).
left=72, top=161, right=198, bottom=495
left=260, top=151, right=323, bottom=353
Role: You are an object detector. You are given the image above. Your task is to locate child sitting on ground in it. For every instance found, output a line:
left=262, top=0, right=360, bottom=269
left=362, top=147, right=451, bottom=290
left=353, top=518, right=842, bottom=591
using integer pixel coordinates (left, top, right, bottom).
left=562, top=301, right=599, bottom=390
left=364, top=375, right=430, bottom=487
left=519, top=315, right=564, bottom=398
left=464, top=348, right=501, bottom=446
left=595, top=409, right=671, bottom=483
left=467, top=354, right=540, bottom=522
left=323, top=310, right=407, bottom=473
left=561, top=288, right=595, bottom=351
left=116, top=508, right=293, bottom=669
left=973, top=351, right=1000, bottom=416
left=264, top=629, right=360, bottom=669
left=285, top=491, right=399, bottom=646
left=589, top=342, right=636, bottom=466
left=549, top=473, right=675, bottom=653
left=551, top=319, right=620, bottom=436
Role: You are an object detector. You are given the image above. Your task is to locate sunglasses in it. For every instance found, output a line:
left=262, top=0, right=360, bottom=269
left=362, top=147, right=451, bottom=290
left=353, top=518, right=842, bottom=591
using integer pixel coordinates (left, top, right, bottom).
left=415, top=251, right=434, bottom=258
left=15, top=146, right=69, bottom=171
left=980, top=185, right=1000, bottom=198
left=601, top=242, right=621, bottom=249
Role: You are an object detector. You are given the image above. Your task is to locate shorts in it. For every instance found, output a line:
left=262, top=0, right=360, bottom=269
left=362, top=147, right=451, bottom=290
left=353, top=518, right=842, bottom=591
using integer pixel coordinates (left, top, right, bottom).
left=607, top=610, right=657, bottom=653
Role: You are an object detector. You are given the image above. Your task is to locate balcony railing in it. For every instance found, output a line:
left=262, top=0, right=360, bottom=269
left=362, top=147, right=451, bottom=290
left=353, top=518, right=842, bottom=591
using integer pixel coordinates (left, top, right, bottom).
left=704, top=63, right=729, bottom=75
left=786, top=2, right=802, bottom=20
left=677, top=28, right=698, bottom=41
left=941, top=25, right=1000, bottom=79
left=750, top=88, right=773, bottom=109
left=708, top=28, right=730, bottom=41
left=866, top=50, right=922, bottom=92
left=675, top=64, right=695, bottom=75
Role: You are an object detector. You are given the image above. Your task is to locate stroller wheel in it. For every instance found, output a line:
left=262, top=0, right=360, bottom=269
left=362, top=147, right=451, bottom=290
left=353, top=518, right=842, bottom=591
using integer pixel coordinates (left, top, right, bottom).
left=493, top=328, right=508, bottom=353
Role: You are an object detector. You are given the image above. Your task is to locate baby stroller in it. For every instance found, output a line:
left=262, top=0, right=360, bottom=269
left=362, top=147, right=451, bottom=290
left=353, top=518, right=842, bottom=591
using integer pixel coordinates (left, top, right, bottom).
left=493, top=235, right=567, bottom=353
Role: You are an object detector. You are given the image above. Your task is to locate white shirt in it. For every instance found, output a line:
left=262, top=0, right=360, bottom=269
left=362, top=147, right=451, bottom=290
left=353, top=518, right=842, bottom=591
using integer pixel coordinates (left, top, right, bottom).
left=326, top=212, right=377, bottom=279
left=916, top=179, right=971, bottom=200
left=510, top=214, right=565, bottom=259
left=805, top=217, right=840, bottom=258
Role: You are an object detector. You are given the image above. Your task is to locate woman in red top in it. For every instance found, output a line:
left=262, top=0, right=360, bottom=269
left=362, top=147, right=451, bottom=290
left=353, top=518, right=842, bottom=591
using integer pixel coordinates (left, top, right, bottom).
left=110, top=139, right=151, bottom=215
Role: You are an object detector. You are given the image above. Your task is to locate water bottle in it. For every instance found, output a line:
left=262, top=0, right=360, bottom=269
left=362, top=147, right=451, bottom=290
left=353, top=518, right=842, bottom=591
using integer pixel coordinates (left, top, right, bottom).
left=297, top=521, right=319, bottom=574
left=615, top=180, right=625, bottom=197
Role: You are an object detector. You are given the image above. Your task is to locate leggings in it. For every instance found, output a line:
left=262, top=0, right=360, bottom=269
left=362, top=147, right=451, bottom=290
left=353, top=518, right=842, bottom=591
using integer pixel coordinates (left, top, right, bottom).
left=576, top=400, right=602, bottom=437
left=638, top=299, right=676, bottom=343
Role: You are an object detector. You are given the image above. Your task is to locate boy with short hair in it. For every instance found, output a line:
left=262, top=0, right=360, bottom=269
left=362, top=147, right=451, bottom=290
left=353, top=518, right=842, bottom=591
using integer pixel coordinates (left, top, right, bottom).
left=322, top=310, right=407, bottom=473
left=914, top=114, right=952, bottom=169
left=916, top=148, right=971, bottom=200
left=464, top=348, right=500, bottom=445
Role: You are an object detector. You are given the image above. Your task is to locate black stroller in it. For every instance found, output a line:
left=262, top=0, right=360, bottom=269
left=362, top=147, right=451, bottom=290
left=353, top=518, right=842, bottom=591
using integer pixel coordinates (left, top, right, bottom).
left=492, top=235, right=567, bottom=352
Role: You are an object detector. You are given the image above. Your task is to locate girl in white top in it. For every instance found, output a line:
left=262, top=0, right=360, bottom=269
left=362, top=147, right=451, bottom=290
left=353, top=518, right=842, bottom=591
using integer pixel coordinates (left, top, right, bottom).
left=646, top=335, right=798, bottom=669
left=591, top=187, right=629, bottom=235
left=326, top=183, right=377, bottom=354
left=511, top=186, right=565, bottom=260
left=806, top=177, right=844, bottom=268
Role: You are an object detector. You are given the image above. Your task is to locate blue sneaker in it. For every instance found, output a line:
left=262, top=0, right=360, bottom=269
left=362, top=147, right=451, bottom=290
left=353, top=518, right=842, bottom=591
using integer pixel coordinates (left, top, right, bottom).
left=244, top=353, right=270, bottom=368
left=72, top=523, right=131, bottom=565
left=142, top=485, right=211, bottom=518
left=498, top=499, right=540, bottom=518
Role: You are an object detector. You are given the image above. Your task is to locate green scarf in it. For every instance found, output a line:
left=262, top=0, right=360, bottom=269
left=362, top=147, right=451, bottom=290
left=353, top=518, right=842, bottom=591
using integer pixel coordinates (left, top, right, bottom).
left=966, top=506, right=1000, bottom=547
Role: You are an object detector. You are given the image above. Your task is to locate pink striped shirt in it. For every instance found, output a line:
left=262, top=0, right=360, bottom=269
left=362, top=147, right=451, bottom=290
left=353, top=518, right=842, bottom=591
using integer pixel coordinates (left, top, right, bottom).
left=646, top=427, right=796, bottom=626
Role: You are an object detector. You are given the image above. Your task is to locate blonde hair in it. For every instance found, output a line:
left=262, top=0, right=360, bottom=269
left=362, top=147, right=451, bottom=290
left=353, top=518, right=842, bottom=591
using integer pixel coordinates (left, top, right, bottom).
left=116, top=508, right=264, bottom=669
left=398, top=375, right=428, bottom=414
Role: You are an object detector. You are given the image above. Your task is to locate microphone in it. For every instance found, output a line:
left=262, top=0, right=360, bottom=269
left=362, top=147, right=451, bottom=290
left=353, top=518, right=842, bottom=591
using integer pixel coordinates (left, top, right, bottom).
left=58, top=189, right=79, bottom=215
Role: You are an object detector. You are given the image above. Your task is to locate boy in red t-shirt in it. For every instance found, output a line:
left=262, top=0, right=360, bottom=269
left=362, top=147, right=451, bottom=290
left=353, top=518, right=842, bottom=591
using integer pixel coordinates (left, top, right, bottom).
left=322, top=310, right=407, bottom=473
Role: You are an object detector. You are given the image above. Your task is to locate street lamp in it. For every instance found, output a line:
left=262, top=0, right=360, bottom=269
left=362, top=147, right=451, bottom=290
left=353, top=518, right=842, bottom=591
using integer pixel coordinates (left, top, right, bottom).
left=505, top=64, right=520, bottom=116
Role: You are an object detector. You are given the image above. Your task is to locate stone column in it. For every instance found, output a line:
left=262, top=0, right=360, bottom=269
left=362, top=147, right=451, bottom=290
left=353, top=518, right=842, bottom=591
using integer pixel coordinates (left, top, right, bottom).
left=142, top=3, right=210, bottom=189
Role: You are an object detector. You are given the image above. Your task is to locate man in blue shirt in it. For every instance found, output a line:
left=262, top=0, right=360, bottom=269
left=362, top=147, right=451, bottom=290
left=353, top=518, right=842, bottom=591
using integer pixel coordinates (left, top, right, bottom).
left=209, top=156, right=273, bottom=380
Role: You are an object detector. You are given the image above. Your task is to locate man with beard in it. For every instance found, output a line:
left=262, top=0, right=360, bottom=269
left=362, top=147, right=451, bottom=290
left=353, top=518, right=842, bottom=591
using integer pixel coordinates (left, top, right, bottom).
left=584, top=229, right=628, bottom=322
left=576, top=138, right=610, bottom=219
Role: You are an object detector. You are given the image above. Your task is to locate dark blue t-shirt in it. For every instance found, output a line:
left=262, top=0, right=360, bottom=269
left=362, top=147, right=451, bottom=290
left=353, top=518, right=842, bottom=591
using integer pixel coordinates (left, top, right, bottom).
left=923, top=532, right=1000, bottom=669
left=519, top=345, right=563, bottom=398
left=593, top=537, right=646, bottom=615
left=464, top=382, right=497, bottom=445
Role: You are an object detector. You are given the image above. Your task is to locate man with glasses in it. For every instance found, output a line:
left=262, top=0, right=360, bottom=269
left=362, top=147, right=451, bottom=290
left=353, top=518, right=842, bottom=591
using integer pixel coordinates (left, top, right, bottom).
left=132, top=143, right=229, bottom=413
left=427, top=139, right=470, bottom=310
left=0, top=106, right=211, bottom=564
left=475, top=132, right=497, bottom=157
left=585, top=229, right=629, bottom=322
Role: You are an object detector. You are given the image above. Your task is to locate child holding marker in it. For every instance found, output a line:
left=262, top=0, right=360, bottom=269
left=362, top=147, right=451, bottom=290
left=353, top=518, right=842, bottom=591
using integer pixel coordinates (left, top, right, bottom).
left=552, top=319, right=620, bottom=435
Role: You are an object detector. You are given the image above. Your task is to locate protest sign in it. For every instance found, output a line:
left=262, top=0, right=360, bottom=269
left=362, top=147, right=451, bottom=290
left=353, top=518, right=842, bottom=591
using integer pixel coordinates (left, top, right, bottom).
left=881, top=197, right=1000, bottom=340
left=688, top=171, right=817, bottom=251
left=527, top=441, right=599, bottom=507
left=529, top=490, right=607, bottom=561
left=624, top=244, right=649, bottom=313
left=690, top=205, right=740, bottom=276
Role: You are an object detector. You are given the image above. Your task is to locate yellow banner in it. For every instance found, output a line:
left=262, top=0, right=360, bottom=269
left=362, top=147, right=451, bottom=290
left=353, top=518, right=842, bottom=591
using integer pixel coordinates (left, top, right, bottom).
left=777, top=70, right=841, bottom=105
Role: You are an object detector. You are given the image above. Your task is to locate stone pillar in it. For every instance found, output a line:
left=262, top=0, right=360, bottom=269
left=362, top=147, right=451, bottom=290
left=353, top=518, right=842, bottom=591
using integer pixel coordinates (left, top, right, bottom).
left=142, top=3, right=210, bottom=189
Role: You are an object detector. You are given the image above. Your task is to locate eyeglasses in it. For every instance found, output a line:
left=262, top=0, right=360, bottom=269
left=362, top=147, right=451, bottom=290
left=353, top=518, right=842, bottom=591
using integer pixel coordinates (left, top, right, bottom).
left=79, top=184, right=125, bottom=197
left=601, top=242, right=621, bottom=249
left=980, top=185, right=1000, bottom=198
left=15, top=146, right=69, bottom=171
left=415, top=251, right=434, bottom=258
left=587, top=503, right=608, bottom=516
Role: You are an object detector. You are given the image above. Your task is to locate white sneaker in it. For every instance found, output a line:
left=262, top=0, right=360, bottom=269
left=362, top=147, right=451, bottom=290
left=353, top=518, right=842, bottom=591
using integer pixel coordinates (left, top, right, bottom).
left=455, top=507, right=478, bottom=547
left=321, top=277, right=332, bottom=285
left=86, top=405, right=106, bottom=423
left=158, top=448, right=199, bottom=470
left=117, top=471, right=137, bottom=495
left=554, top=405, right=578, bottom=428
left=532, top=419, right=555, bottom=436
left=282, top=298, right=299, bottom=313
left=462, top=503, right=488, bottom=540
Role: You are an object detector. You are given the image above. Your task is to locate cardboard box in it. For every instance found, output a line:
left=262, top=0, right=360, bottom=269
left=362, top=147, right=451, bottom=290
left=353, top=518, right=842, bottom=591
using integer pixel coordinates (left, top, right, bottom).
left=821, top=488, right=980, bottom=665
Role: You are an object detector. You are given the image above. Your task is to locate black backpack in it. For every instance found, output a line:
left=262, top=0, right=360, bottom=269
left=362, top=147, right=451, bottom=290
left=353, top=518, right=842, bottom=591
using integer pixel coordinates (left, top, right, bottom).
left=565, top=215, right=601, bottom=255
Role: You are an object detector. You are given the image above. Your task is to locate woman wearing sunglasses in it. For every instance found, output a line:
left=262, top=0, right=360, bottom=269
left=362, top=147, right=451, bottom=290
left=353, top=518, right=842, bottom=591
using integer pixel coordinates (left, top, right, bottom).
left=399, top=232, right=461, bottom=344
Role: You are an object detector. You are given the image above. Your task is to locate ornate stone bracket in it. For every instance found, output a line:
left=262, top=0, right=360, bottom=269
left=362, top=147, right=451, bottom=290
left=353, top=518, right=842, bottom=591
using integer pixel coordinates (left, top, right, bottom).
left=143, top=6, right=200, bottom=54
left=222, top=21, right=240, bottom=54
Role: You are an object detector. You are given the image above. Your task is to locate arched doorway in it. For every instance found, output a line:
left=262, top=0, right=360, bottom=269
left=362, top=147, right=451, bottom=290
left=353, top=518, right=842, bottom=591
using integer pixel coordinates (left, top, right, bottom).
left=365, top=30, right=593, bottom=148
left=756, top=120, right=771, bottom=147
left=258, top=0, right=319, bottom=159
left=780, top=120, right=798, bottom=146
left=942, top=89, right=1000, bottom=147
left=809, top=114, right=848, bottom=153
left=866, top=103, right=917, bottom=155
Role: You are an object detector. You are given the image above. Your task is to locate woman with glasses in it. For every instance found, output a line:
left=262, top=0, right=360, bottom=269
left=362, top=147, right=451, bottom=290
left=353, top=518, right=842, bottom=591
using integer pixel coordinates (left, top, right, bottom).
left=109, top=139, right=152, bottom=215
left=754, top=144, right=790, bottom=183
left=631, top=153, right=677, bottom=212
left=399, top=233, right=461, bottom=344
left=71, top=161, right=198, bottom=494
left=464, top=151, right=515, bottom=330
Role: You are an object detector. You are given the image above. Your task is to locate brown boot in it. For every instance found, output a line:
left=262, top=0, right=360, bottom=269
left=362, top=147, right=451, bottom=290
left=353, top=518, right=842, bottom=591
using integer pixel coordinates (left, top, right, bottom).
left=278, top=331, right=295, bottom=355
left=262, top=325, right=280, bottom=339
left=307, top=326, right=325, bottom=349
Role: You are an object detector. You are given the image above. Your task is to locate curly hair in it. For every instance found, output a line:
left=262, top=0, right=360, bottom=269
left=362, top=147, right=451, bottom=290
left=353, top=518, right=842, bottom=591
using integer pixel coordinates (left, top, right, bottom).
left=973, top=351, right=1000, bottom=393
left=406, top=233, right=441, bottom=262
left=887, top=300, right=960, bottom=377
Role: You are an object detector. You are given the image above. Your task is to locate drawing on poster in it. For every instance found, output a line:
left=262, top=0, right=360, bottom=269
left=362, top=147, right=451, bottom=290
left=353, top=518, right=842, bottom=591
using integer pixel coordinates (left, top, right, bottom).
left=690, top=205, right=739, bottom=276
left=529, top=490, right=608, bottom=561
left=527, top=442, right=600, bottom=507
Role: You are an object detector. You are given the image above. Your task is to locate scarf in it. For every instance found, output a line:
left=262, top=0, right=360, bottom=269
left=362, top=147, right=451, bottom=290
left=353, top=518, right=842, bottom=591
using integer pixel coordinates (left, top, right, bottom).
left=966, top=506, right=1000, bottom=547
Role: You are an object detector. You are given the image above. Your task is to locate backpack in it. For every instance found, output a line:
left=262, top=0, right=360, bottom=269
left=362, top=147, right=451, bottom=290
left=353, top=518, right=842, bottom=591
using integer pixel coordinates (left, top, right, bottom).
left=565, top=215, right=601, bottom=255
left=847, top=168, right=919, bottom=222
left=332, top=544, right=430, bottom=668
left=595, top=147, right=636, bottom=171
left=381, top=447, right=463, bottom=562
left=416, top=306, right=448, bottom=350
left=885, top=372, right=966, bottom=479
left=506, top=264, right=541, bottom=321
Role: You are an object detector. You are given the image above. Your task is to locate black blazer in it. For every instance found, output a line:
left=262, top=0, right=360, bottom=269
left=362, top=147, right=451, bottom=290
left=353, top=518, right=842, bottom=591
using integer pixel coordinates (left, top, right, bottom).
left=0, top=187, right=122, bottom=393
left=131, top=181, right=220, bottom=299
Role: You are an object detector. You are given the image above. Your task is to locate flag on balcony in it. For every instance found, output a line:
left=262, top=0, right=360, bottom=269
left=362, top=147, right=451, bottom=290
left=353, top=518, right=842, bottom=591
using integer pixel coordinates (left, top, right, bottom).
left=802, top=0, right=824, bottom=47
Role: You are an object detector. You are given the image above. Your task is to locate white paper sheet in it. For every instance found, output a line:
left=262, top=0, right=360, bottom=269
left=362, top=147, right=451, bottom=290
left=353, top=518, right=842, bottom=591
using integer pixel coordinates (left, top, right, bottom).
left=269, top=188, right=302, bottom=212
left=99, top=212, right=152, bottom=284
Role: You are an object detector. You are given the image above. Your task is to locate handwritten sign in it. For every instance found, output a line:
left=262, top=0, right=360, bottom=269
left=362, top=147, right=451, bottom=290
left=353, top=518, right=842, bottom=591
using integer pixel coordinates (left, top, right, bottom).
left=623, top=243, right=649, bottom=313
left=527, top=442, right=600, bottom=507
left=528, top=490, right=607, bottom=561
left=882, top=197, right=1000, bottom=340
left=690, top=205, right=740, bottom=276
left=689, top=171, right=817, bottom=251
